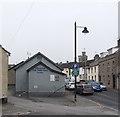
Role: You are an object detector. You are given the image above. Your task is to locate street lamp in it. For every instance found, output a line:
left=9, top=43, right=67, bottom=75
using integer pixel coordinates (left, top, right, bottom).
left=74, top=21, right=89, bottom=102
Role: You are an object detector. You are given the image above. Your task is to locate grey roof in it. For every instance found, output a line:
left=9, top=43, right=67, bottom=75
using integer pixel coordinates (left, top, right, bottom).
left=8, top=61, right=24, bottom=71
left=15, top=52, right=63, bottom=70
left=57, top=59, right=94, bottom=69
left=27, top=61, right=65, bottom=76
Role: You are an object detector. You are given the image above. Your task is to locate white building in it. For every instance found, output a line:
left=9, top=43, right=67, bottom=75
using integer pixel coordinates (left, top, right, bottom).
left=86, top=54, right=99, bottom=82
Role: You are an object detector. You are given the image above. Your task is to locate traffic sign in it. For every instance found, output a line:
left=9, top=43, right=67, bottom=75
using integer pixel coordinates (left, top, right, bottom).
left=73, top=64, right=78, bottom=69
left=72, top=70, right=79, bottom=76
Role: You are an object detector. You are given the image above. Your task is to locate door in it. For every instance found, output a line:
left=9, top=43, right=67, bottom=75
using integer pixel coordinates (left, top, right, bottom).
left=113, top=75, right=115, bottom=89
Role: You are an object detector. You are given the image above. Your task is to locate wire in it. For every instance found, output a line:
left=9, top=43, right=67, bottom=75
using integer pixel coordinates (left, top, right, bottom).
left=8, top=0, right=36, bottom=48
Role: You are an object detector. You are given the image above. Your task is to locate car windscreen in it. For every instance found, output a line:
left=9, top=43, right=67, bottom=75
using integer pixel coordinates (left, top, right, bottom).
left=91, top=83, right=99, bottom=86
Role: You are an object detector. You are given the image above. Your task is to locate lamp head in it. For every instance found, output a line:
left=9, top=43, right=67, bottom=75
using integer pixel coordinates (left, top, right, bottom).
left=82, top=27, right=89, bottom=34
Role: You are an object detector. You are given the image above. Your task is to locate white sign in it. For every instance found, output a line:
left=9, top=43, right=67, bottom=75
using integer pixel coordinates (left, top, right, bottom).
left=50, top=75, right=55, bottom=81
left=34, top=85, right=38, bottom=88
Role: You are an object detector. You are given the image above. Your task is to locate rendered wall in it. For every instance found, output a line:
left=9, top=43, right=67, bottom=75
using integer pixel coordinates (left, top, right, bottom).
left=0, top=47, right=8, bottom=99
left=16, top=54, right=63, bottom=92
left=28, top=64, right=65, bottom=96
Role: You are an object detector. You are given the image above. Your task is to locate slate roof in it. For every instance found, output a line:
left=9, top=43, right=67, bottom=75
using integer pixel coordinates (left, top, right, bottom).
left=15, top=52, right=63, bottom=71
left=8, top=61, right=24, bottom=71
left=57, top=59, right=94, bottom=69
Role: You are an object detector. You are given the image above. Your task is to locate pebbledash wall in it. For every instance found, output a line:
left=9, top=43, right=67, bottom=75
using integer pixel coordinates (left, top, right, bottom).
left=118, top=2, right=120, bottom=75
left=15, top=52, right=65, bottom=97
left=0, top=45, right=10, bottom=103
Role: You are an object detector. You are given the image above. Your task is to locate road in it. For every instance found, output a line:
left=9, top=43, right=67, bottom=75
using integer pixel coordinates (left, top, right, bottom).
left=5, top=95, right=117, bottom=115
left=77, top=89, right=118, bottom=111
left=2, top=87, right=118, bottom=115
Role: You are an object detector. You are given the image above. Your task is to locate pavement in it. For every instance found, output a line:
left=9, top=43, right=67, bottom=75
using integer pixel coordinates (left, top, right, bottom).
left=2, top=89, right=119, bottom=115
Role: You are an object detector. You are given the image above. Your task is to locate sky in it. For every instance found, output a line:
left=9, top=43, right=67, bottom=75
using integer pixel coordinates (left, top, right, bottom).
left=0, top=0, right=119, bottom=64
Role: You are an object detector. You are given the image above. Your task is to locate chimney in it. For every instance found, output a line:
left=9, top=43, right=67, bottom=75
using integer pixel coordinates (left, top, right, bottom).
left=60, top=62, right=62, bottom=64
left=66, top=61, right=69, bottom=63
left=94, top=54, right=99, bottom=61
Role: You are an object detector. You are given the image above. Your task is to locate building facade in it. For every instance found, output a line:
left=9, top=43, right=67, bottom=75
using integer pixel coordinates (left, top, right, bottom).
left=59, top=58, right=94, bottom=82
left=86, top=55, right=99, bottom=82
left=0, top=45, right=10, bottom=103
left=15, top=52, right=65, bottom=97
left=8, top=61, right=24, bottom=86
left=99, top=52, right=117, bottom=89
left=115, top=39, right=120, bottom=89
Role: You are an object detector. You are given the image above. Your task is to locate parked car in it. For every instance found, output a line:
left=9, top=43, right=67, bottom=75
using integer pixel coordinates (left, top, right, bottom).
left=79, top=80, right=87, bottom=84
left=76, top=84, right=94, bottom=95
left=99, top=82, right=107, bottom=91
left=65, top=82, right=75, bottom=90
left=89, top=82, right=102, bottom=92
left=65, top=77, right=71, bottom=87
left=85, top=80, right=95, bottom=84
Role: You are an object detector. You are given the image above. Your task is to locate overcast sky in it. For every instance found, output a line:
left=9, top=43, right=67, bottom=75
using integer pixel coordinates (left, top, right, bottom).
left=0, top=0, right=119, bottom=64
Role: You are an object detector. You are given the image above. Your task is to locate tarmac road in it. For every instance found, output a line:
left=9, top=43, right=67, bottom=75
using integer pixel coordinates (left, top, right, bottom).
left=79, top=89, right=118, bottom=111
left=2, top=89, right=118, bottom=115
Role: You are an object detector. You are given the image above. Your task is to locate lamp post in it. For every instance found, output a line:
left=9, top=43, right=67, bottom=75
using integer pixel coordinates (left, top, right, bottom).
left=74, top=21, right=89, bottom=102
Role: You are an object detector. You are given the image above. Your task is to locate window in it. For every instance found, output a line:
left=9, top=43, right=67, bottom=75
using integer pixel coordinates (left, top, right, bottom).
left=55, top=76, right=59, bottom=81
left=113, top=61, right=115, bottom=64
left=50, top=75, right=59, bottom=81
left=50, top=75, right=55, bottom=81
left=99, top=76, right=101, bottom=82
left=94, top=66, right=96, bottom=73
left=91, top=67, right=93, bottom=73
left=108, top=79, right=110, bottom=85
left=95, top=75, right=96, bottom=81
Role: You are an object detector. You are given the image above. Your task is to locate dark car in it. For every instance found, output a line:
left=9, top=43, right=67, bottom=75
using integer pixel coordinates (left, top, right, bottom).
left=79, top=80, right=87, bottom=84
left=90, top=82, right=102, bottom=92
left=85, top=80, right=95, bottom=84
left=76, top=84, right=94, bottom=95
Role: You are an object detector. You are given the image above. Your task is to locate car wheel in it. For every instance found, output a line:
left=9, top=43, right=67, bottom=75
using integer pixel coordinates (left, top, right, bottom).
left=100, top=89, right=102, bottom=92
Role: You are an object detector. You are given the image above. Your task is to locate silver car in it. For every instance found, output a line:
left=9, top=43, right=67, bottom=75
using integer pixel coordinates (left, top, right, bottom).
left=99, top=82, right=107, bottom=91
left=65, top=82, right=75, bottom=90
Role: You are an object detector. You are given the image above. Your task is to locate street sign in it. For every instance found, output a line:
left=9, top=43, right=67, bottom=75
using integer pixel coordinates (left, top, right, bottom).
left=73, top=64, right=78, bottom=70
left=72, top=70, right=79, bottom=76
